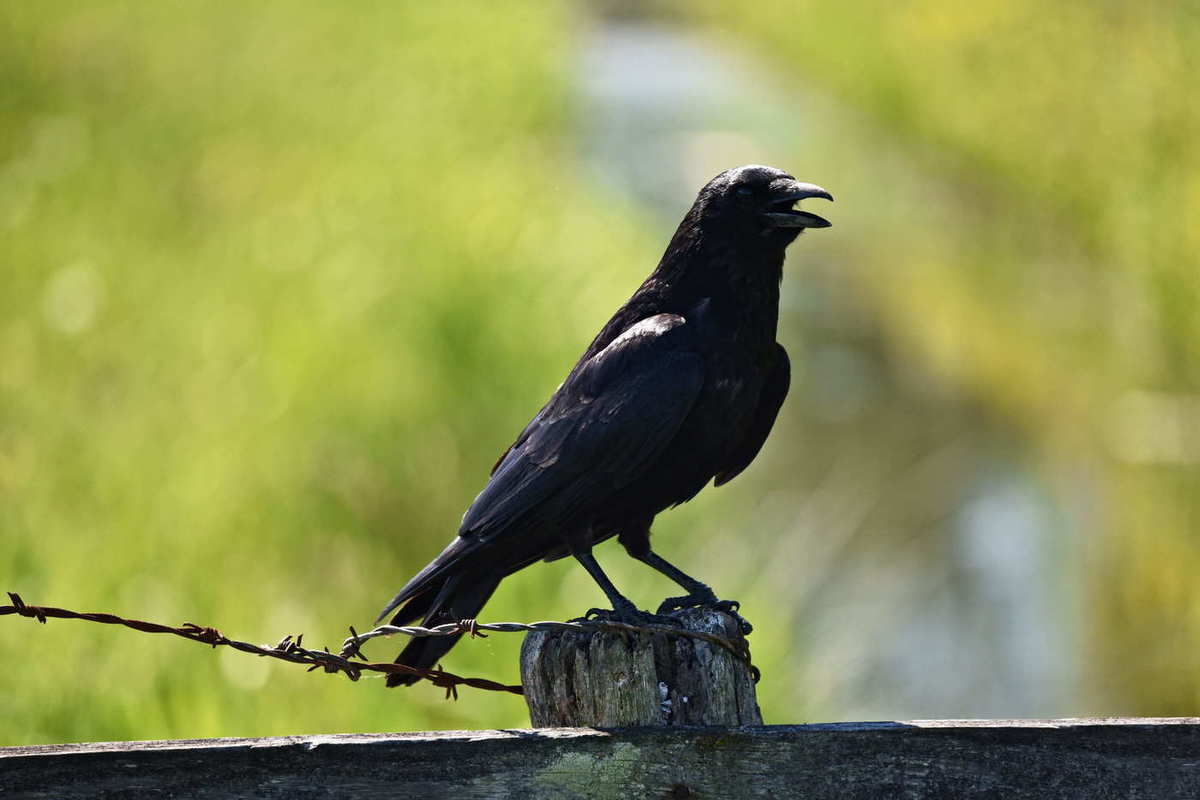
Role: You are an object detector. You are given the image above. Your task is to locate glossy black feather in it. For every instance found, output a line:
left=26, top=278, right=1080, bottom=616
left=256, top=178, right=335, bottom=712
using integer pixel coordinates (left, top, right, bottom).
left=714, top=343, right=790, bottom=487
left=380, top=165, right=829, bottom=683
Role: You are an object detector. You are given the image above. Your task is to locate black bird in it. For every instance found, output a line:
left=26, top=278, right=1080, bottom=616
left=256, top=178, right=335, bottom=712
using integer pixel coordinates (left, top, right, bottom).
left=379, top=165, right=831, bottom=686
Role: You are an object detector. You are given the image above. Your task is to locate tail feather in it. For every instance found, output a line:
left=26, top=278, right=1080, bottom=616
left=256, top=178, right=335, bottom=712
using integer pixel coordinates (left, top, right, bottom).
left=385, top=572, right=500, bottom=687
left=376, top=537, right=475, bottom=624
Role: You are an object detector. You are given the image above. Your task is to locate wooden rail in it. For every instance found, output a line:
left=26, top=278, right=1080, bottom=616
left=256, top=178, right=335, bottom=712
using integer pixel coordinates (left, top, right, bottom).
left=3, top=719, right=1198, bottom=798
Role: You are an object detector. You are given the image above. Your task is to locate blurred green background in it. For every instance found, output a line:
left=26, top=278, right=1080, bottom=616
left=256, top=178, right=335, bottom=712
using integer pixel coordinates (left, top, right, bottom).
left=1, top=1, right=1196, bottom=745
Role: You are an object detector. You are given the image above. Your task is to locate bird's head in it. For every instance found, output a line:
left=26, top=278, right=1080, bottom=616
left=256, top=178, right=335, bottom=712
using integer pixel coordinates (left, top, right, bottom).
left=694, top=165, right=832, bottom=246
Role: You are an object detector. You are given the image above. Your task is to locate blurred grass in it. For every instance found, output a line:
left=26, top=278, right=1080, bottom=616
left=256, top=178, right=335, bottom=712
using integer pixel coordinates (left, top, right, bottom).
left=0, top=1, right=672, bottom=743
left=693, top=0, right=1200, bottom=712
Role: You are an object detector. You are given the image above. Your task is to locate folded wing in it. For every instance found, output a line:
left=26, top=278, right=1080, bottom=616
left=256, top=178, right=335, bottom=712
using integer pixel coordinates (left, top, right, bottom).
left=377, top=313, right=705, bottom=620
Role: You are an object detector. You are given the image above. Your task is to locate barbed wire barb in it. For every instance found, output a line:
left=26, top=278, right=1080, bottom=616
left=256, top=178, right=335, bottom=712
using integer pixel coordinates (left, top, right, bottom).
left=2, top=591, right=759, bottom=694
left=340, top=616, right=759, bottom=680
left=1, top=592, right=521, bottom=696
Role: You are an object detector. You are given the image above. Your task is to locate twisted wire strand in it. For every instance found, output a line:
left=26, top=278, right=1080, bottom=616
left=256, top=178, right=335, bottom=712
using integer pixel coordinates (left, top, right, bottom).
left=3, top=591, right=758, bottom=695
left=2, top=592, right=518, bottom=697
left=343, top=618, right=754, bottom=670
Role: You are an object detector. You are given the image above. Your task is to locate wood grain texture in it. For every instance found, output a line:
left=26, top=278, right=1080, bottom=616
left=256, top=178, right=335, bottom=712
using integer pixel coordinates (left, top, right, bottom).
left=520, top=607, right=761, bottom=727
left=3, top=719, right=1199, bottom=799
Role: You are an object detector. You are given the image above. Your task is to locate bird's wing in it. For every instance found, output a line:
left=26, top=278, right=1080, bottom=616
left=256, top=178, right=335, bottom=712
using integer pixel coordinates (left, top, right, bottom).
left=376, top=314, right=703, bottom=621
left=461, top=313, right=704, bottom=541
left=713, top=342, right=790, bottom=487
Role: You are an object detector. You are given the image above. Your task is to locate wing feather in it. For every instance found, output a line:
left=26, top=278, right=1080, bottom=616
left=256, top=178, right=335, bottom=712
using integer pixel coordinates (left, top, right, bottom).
left=460, top=314, right=704, bottom=540
left=713, top=342, right=790, bottom=486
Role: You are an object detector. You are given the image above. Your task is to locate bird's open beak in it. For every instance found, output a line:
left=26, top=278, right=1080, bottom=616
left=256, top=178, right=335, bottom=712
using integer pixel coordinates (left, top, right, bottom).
left=761, top=182, right=833, bottom=229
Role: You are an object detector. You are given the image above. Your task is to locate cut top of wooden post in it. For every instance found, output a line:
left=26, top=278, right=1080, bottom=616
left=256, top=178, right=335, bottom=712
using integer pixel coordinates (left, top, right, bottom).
left=519, top=607, right=762, bottom=728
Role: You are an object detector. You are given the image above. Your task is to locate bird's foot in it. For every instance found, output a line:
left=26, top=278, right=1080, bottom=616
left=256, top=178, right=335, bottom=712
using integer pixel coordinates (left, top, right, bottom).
left=574, top=600, right=682, bottom=629
left=657, top=591, right=753, bottom=635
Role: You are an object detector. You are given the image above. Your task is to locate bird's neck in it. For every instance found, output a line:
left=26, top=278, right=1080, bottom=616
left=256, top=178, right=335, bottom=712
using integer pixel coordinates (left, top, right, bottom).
left=581, top=218, right=789, bottom=362
left=646, top=221, right=785, bottom=346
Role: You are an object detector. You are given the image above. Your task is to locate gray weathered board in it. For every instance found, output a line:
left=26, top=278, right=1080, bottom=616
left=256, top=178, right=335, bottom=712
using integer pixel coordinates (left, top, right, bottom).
left=3, top=719, right=1199, bottom=799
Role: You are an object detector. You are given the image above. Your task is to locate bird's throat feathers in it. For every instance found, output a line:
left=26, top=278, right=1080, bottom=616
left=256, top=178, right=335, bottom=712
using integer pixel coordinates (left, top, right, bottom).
left=664, top=199, right=793, bottom=284
left=646, top=212, right=786, bottom=337
left=582, top=195, right=795, bottom=361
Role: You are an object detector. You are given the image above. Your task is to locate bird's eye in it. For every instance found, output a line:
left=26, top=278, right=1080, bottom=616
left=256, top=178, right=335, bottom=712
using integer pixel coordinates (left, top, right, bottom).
left=736, top=186, right=754, bottom=197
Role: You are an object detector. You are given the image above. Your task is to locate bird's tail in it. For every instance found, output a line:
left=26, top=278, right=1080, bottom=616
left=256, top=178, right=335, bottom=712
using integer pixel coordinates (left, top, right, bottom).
left=382, top=571, right=500, bottom=688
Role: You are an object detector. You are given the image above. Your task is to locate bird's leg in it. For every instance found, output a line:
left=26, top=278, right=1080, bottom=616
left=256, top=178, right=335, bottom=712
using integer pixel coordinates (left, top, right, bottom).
left=635, top=551, right=752, bottom=634
left=571, top=550, right=680, bottom=627
left=574, top=550, right=637, bottom=617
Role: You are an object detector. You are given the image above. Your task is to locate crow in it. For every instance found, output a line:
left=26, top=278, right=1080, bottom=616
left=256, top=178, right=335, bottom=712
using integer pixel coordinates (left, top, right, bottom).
left=379, top=165, right=831, bottom=686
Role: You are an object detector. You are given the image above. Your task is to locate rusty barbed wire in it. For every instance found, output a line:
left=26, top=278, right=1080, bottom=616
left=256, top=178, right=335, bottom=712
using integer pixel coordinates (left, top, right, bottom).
left=2, top=591, right=759, bottom=696
left=1, top=592, right=519, bottom=698
left=340, top=617, right=758, bottom=680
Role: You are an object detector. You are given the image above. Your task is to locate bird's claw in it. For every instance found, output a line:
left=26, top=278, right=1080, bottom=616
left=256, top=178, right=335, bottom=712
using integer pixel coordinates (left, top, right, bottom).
left=656, top=593, right=753, bottom=635
left=570, top=607, right=611, bottom=622
left=575, top=605, right=682, bottom=628
left=656, top=588, right=717, bottom=615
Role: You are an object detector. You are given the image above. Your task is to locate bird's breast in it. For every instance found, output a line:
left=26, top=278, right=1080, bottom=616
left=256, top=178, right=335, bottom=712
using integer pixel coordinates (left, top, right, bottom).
left=690, top=350, right=770, bottom=441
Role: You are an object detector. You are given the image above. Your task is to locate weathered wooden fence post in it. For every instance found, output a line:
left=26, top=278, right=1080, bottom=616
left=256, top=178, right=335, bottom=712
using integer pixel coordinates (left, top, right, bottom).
left=519, top=607, right=762, bottom=727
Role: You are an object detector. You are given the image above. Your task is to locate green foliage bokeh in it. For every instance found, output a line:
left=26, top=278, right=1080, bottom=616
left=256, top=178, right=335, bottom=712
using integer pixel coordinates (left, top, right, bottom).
left=0, top=1, right=669, bottom=742
left=3, top=0, right=1198, bottom=745
left=698, top=0, right=1200, bottom=713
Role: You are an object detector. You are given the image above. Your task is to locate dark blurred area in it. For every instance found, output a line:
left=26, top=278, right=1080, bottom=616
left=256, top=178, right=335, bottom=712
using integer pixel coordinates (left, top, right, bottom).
left=1, top=1, right=1196, bottom=744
